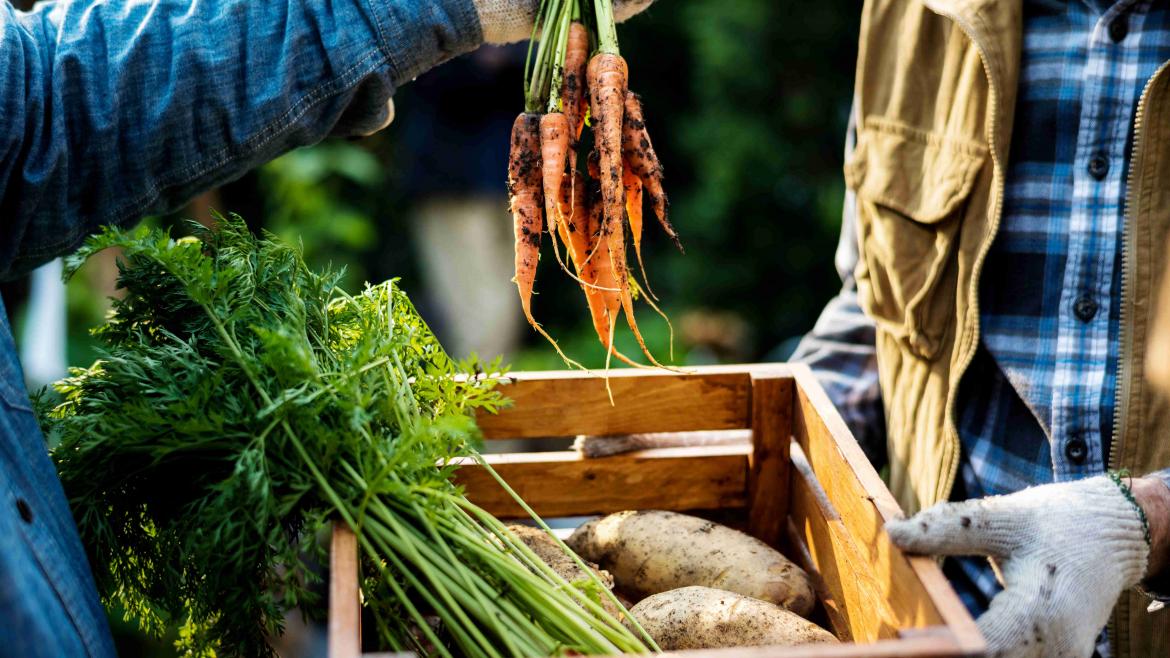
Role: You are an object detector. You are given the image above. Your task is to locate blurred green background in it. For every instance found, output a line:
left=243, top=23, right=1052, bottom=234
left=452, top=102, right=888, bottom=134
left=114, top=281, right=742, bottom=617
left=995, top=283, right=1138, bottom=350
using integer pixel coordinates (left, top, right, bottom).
left=8, top=0, right=859, bottom=655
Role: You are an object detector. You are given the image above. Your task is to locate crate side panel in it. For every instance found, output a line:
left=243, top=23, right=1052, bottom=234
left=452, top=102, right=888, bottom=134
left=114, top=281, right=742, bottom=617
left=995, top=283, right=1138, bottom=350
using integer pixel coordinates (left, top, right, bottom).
left=475, top=372, right=753, bottom=438
left=454, top=446, right=750, bottom=517
left=789, top=465, right=903, bottom=642
left=790, top=365, right=980, bottom=650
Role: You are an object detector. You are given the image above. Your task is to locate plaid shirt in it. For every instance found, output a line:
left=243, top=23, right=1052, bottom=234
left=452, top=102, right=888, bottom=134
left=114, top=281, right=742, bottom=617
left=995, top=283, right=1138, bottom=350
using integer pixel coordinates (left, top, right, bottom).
left=793, top=0, right=1170, bottom=623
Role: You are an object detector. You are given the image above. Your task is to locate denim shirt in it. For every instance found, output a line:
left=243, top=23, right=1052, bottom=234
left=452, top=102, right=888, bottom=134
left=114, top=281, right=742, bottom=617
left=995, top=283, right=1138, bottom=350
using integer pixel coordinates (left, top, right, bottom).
left=0, top=1, right=483, bottom=654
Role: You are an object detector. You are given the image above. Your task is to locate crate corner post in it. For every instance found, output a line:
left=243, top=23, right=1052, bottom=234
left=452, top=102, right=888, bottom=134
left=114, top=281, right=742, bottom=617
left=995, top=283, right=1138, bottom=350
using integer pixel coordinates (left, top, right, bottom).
left=747, top=372, right=794, bottom=547
left=329, top=522, right=362, bottom=658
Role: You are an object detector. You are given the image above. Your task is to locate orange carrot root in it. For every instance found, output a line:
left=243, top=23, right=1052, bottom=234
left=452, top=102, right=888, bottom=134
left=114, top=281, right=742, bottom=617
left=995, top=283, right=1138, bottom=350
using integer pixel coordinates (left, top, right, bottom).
left=622, top=161, right=655, bottom=299
left=587, top=53, right=629, bottom=253
left=509, top=111, right=583, bottom=370
left=562, top=22, right=590, bottom=151
left=622, top=90, right=682, bottom=253
left=539, top=112, right=578, bottom=277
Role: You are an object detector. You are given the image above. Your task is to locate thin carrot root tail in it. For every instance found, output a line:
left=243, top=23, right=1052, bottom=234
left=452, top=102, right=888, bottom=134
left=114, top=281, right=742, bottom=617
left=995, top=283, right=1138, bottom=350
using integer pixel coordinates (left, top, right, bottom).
left=638, top=282, right=678, bottom=365
left=611, top=348, right=658, bottom=370
left=603, top=310, right=617, bottom=406
left=523, top=304, right=586, bottom=371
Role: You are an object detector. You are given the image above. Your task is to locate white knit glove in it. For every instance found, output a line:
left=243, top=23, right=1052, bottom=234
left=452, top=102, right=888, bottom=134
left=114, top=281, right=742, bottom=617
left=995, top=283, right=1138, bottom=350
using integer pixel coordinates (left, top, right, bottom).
left=886, top=476, right=1150, bottom=658
left=474, top=0, right=656, bottom=44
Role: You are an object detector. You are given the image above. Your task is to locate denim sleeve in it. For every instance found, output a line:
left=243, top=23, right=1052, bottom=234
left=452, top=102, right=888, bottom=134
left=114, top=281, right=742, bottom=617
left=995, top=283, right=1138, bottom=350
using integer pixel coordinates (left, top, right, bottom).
left=0, top=0, right=482, bottom=280
left=789, top=104, right=887, bottom=468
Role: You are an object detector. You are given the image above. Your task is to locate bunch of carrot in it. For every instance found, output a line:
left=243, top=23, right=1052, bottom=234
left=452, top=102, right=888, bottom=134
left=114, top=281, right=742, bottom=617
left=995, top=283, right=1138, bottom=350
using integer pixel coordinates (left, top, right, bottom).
left=508, top=0, right=680, bottom=373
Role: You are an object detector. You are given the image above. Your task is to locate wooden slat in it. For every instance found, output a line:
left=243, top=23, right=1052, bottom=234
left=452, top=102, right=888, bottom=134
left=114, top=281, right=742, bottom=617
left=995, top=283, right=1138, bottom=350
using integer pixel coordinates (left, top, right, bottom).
left=454, top=445, right=750, bottom=518
left=747, top=375, right=792, bottom=546
left=329, top=523, right=361, bottom=658
left=475, top=370, right=754, bottom=438
left=788, top=365, right=984, bottom=654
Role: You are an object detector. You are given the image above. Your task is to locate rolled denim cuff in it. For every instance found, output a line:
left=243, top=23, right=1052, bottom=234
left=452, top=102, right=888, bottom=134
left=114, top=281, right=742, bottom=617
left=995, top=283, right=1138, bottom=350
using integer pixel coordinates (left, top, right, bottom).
left=366, top=0, right=484, bottom=86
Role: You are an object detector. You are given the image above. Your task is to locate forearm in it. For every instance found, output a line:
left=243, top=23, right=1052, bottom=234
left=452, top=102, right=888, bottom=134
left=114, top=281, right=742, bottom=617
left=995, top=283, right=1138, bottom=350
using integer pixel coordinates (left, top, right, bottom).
left=0, top=0, right=481, bottom=279
left=1134, top=474, right=1170, bottom=578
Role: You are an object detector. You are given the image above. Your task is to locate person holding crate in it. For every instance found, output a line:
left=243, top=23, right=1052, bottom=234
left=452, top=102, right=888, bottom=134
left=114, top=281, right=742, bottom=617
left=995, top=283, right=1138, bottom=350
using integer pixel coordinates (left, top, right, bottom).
left=793, top=2, right=1170, bottom=657
left=0, top=1, right=652, bottom=656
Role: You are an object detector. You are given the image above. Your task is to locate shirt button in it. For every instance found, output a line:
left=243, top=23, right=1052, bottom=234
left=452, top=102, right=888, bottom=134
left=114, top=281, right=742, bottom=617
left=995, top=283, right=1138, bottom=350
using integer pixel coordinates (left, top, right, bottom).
left=1073, top=295, right=1099, bottom=322
left=1088, top=154, right=1110, bottom=180
left=1109, top=15, right=1129, bottom=43
left=1065, top=437, right=1089, bottom=465
left=15, top=498, right=32, bottom=524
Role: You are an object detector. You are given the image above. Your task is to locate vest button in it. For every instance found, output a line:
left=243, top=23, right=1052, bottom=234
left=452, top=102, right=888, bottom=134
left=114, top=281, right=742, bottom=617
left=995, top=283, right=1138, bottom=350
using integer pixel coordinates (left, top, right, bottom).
left=15, top=498, right=32, bottom=524
left=1073, top=295, right=1099, bottom=322
left=1065, top=437, right=1088, bottom=465
left=1109, top=15, right=1128, bottom=43
left=1088, top=154, right=1110, bottom=180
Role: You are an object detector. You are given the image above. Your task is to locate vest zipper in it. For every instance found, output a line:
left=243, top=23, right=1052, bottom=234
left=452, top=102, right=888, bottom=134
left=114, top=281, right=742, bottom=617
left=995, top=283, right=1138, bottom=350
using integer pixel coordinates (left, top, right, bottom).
left=921, top=2, right=1007, bottom=506
left=1111, top=62, right=1168, bottom=473
left=1107, top=59, right=1168, bottom=658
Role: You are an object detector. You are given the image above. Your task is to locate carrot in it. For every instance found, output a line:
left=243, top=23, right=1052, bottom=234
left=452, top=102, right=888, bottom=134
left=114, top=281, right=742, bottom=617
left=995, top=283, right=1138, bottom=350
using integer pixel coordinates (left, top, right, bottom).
left=540, top=112, right=572, bottom=258
left=622, top=90, right=681, bottom=252
left=587, top=53, right=628, bottom=248
left=562, top=21, right=590, bottom=149
left=582, top=172, right=648, bottom=375
left=583, top=174, right=620, bottom=346
left=509, top=111, right=582, bottom=368
left=622, top=161, right=652, bottom=297
left=563, top=170, right=592, bottom=275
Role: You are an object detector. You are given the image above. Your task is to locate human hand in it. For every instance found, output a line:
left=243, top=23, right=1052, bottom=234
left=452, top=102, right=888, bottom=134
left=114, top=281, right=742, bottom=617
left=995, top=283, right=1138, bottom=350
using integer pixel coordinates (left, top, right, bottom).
left=475, top=0, right=656, bottom=44
left=886, top=476, right=1168, bottom=658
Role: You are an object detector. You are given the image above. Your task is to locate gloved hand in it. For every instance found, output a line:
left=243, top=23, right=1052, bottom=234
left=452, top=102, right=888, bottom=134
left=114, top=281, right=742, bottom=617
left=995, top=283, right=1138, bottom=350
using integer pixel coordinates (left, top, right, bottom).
left=475, top=0, right=656, bottom=44
left=886, top=476, right=1156, bottom=658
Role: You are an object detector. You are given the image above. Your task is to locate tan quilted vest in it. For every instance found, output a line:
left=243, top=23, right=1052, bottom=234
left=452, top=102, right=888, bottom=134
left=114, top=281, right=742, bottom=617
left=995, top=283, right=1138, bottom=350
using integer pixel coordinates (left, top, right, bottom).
left=851, top=1, right=1170, bottom=653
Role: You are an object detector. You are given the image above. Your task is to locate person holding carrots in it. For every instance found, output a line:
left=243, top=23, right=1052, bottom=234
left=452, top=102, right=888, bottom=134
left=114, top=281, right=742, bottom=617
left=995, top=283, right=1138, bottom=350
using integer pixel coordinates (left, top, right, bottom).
left=792, top=2, right=1170, bottom=656
left=0, top=0, right=653, bottom=656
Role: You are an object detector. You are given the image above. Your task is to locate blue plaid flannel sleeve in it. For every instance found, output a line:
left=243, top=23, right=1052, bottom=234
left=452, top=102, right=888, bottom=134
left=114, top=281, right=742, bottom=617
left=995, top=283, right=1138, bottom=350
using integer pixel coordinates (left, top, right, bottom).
left=789, top=109, right=887, bottom=467
left=0, top=0, right=482, bottom=281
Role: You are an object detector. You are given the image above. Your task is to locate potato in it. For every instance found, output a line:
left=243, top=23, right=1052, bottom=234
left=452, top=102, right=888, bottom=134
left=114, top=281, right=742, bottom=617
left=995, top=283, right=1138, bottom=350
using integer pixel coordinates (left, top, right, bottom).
left=507, top=524, right=614, bottom=589
left=627, top=586, right=837, bottom=650
left=506, top=524, right=626, bottom=618
left=567, top=510, right=815, bottom=617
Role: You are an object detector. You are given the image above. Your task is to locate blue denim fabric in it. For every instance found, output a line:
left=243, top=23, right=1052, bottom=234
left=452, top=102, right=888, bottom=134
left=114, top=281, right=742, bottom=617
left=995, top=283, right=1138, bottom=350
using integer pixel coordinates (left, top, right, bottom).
left=0, top=295, right=112, bottom=657
left=0, top=0, right=483, bottom=655
left=1, top=0, right=482, bottom=281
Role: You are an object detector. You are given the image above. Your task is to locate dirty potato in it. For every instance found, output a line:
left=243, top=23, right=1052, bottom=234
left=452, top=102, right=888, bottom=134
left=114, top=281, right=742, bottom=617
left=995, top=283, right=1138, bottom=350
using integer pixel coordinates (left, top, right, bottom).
left=567, top=510, right=815, bottom=616
left=508, top=524, right=615, bottom=588
left=627, top=586, right=837, bottom=650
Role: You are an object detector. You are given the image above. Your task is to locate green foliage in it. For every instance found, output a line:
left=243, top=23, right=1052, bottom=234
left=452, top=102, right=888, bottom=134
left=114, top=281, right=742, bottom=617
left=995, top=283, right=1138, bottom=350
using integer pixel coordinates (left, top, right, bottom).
left=38, top=216, right=648, bottom=657
left=258, top=142, right=383, bottom=290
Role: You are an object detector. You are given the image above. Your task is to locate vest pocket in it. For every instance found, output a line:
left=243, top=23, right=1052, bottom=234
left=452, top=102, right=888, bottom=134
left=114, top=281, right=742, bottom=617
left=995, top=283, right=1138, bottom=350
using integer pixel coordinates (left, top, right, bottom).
left=845, top=117, right=987, bottom=361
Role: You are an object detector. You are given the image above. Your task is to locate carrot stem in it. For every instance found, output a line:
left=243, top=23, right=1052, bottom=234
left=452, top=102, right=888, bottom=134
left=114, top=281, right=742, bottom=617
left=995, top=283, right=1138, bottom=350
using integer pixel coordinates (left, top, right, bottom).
left=593, top=0, right=618, bottom=54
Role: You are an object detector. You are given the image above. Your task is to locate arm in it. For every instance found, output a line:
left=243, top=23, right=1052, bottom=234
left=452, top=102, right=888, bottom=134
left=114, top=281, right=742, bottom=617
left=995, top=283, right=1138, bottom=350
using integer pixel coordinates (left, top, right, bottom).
left=1136, top=472, right=1170, bottom=586
left=0, top=0, right=480, bottom=280
left=790, top=105, right=887, bottom=467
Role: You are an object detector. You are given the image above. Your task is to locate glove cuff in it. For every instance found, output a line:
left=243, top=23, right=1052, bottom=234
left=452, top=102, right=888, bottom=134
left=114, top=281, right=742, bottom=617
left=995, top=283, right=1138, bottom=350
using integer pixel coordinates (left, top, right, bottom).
left=474, top=0, right=539, bottom=44
left=1091, top=475, right=1151, bottom=586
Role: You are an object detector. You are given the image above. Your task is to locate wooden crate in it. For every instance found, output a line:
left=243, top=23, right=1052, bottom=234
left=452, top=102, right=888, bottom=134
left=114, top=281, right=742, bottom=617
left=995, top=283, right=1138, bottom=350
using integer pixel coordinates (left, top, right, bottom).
left=328, top=364, right=985, bottom=657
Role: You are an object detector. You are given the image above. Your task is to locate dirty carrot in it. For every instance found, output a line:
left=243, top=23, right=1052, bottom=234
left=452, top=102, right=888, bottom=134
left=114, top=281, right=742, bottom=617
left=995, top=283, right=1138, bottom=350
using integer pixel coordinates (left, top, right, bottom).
left=622, top=90, right=681, bottom=252
left=510, top=112, right=582, bottom=368
left=563, top=170, right=593, bottom=274
left=587, top=52, right=629, bottom=250
left=540, top=112, right=572, bottom=255
left=562, top=21, right=590, bottom=149
left=621, top=162, right=652, bottom=297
